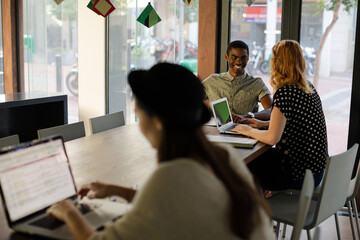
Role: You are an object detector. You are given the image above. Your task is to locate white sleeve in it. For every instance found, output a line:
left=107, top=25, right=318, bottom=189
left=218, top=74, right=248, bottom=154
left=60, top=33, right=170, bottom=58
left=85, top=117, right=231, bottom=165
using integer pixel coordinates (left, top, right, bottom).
left=219, top=143, right=256, bottom=188
left=88, top=166, right=170, bottom=240
left=218, top=145, right=276, bottom=240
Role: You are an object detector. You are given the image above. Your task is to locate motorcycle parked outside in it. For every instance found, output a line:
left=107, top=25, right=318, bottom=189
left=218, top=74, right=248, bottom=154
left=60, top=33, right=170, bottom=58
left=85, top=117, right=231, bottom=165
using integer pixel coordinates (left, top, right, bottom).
left=152, top=37, right=198, bottom=63
left=246, top=42, right=316, bottom=77
left=184, top=40, right=198, bottom=59
left=65, top=60, right=135, bottom=97
left=66, top=55, right=78, bottom=96
left=153, top=37, right=179, bottom=62
left=247, top=42, right=269, bottom=75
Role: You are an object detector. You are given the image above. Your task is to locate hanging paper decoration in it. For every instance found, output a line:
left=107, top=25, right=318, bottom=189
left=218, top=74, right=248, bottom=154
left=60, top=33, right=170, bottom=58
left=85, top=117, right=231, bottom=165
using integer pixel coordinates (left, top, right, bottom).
left=53, top=0, right=64, bottom=4
left=87, top=0, right=97, bottom=10
left=87, top=0, right=115, bottom=17
left=183, top=0, right=195, bottom=7
left=246, top=0, right=255, bottom=7
left=137, top=3, right=161, bottom=28
left=87, top=0, right=103, bottom=16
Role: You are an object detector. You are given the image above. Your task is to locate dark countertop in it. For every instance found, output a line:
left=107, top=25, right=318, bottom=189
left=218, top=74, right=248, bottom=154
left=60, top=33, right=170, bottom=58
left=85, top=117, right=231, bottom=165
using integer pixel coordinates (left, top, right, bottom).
left=0, top=92, right=67, bottom=108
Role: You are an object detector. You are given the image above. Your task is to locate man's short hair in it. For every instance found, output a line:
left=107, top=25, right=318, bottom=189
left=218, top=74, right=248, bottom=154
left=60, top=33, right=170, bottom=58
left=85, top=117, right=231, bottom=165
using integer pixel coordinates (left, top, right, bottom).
left=226, top=40, right=249, bottom=55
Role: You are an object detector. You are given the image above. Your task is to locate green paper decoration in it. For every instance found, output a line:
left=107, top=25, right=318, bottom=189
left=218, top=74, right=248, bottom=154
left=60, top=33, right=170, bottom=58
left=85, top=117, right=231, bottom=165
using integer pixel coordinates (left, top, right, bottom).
left=87, top=0, right=96, bottom=9
left=183, top=0, right=195, bottom=7
left=53, top=0, right=64, bottom=4
left=137, top=3, right=161, bottom=28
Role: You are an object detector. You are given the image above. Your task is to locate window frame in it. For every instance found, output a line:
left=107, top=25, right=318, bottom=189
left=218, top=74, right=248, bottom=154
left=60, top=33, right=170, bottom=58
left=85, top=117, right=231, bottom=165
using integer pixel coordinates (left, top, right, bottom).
left=4, top=0, right=360, bottom=150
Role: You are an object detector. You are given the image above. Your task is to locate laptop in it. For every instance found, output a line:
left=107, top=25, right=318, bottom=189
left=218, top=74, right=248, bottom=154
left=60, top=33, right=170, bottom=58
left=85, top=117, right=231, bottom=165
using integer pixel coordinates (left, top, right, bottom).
left=0, top=136, right=129, bottom=239
left=210, top=97, right=243, bottom=135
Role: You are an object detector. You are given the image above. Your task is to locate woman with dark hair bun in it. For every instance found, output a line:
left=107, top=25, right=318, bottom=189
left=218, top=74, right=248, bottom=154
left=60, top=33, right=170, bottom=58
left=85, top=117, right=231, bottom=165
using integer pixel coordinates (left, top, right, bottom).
left=47, top=63, right=275, bottom=240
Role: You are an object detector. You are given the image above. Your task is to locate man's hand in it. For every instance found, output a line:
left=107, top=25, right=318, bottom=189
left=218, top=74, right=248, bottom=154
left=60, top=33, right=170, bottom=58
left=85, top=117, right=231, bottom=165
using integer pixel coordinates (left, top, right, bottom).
left=238, top=118, right=268, bottom=128
left=232, top=114, right=247, bottom=123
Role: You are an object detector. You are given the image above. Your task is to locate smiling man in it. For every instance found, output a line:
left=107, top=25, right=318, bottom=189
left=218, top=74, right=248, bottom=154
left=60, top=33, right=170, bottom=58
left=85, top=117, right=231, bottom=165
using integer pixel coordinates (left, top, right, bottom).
left=202, top=40, right=272, bottom=120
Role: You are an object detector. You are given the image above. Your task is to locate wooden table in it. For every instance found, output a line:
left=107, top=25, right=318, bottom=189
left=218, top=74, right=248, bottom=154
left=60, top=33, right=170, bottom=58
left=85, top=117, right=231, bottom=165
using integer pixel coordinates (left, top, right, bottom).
left=203, top=125, right=271, bottom=164
left=0, top=124, right=270, bottom=239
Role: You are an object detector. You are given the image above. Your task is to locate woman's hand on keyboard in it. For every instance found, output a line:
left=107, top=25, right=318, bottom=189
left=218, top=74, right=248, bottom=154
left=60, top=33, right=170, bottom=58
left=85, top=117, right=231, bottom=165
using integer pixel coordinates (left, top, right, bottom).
left=78, top=181, right=110, bottom=199
left=47, top=199, right=95, bottom=239
left=231, top=124, right=252, bottom=135
left=47, top=199, right=78, bottom=222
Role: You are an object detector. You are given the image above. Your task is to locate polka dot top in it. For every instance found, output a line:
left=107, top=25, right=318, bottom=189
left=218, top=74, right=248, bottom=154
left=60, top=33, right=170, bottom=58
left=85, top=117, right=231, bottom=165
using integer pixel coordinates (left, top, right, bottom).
left=273, top=83, right=328, bottom=181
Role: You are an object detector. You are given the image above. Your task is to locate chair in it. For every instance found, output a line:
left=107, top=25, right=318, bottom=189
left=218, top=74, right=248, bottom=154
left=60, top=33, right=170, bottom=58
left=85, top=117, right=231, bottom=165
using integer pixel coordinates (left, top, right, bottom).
left=273, top=170, right=315, bottom=240
left=281, top=147, right=360, bottom=239
left=37, top=122, right=86, bottom=142
left=313, top=227, right=320, bottom=240
left=291, top=169, right=315, bottom=240
left=89, top=111, right=125, bottom=134
left=268, top=143, right=359, bottom=240
left=0, top=134, right=20, bottom=149
left=343, top=150, right=360, bottom=240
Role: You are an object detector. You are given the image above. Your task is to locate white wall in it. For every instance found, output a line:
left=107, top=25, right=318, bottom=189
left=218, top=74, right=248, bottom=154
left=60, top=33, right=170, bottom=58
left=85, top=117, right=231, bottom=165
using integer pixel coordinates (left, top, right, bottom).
left=78, top=3, right=106, bottom=135
left=330, top=5, right=354, bottom=72
left=265, top=0, right=277, bottom=60
left=319, top=9, right=332, bottom=77
left=320, top=5, right=355, bottom=77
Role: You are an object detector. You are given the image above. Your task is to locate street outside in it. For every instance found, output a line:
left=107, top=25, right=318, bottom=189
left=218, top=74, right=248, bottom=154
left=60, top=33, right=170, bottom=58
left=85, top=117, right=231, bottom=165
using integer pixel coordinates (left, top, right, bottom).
left=312, top=72, right=351, bottom=156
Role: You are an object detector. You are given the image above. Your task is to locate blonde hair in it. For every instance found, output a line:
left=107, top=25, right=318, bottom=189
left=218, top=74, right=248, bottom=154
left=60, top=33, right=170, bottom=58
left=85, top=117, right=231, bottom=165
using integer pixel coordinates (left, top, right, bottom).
left=270, top=40, right=313, bottom=94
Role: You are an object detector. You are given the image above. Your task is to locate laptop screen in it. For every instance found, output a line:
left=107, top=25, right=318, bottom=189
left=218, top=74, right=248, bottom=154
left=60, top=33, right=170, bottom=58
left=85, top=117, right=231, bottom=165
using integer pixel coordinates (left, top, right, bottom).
left=0, top=138, right=77, bottom=222
left=212, top=99, right=232, bottom=127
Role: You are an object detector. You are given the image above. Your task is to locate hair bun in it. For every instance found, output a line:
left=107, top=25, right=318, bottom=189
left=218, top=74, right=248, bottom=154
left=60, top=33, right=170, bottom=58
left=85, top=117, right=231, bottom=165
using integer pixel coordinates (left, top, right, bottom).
left=128, top=63, right=208, bottom=128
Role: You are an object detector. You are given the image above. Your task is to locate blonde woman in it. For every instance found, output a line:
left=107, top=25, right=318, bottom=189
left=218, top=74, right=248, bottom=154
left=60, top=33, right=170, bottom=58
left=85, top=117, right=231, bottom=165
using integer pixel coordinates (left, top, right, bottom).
left=232, top=40, right=328, bottom=191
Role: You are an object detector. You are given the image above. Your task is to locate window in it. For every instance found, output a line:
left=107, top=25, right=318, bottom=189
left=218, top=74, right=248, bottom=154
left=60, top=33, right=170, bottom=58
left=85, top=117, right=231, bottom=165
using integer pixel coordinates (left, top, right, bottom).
left=23, top=0, right=79, bottom=123
left=230, top=0, right=282, bottom=109
left=230, top=0, right=357, bottom=156
left=108, top=0, right=199, bottom=122
left=300, top=1, right=357, bottom=155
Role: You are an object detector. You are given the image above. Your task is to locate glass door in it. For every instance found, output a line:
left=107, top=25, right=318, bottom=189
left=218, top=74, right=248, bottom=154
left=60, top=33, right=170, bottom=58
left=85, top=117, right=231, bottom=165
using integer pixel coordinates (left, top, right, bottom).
left=23, top=0, right=79, bottom=123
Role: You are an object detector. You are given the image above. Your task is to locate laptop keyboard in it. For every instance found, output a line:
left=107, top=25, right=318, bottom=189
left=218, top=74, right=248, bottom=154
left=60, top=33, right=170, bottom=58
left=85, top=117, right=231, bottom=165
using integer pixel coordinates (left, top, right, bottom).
left=29, top=216, right=64, bottom=230
left=222, top=123, right=238, bottom=131
left=30, top=203, right=93, bottom=229
left=78, top=203, right=93, bottom=215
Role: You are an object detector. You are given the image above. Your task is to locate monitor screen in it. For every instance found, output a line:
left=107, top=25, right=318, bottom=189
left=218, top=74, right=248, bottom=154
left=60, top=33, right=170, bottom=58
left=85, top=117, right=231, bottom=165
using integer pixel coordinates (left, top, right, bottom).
left=213, top=100, right=231, bottom=126
left=0, top=94, right=67, bottom=142
left=0, top=139, right=76, bottom=222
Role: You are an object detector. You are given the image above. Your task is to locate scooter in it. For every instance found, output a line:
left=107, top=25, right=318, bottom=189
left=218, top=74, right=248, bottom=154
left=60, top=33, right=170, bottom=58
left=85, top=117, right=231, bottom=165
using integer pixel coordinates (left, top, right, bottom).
left=247, top=42, right=269, bottom=75
left=184, top=40, right=198, bottom=59
left=152, top=37, right=179, bottom=62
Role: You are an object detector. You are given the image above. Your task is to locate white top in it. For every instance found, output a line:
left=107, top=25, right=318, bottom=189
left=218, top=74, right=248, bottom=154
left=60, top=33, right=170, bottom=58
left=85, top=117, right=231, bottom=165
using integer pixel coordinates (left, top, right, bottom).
left=89, top=144, right=275, bottom=240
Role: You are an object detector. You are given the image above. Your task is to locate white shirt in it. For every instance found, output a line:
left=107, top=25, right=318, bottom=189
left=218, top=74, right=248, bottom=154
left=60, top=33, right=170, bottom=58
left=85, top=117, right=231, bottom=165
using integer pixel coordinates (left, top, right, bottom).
left=89, top=144, right=275, bottom=240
